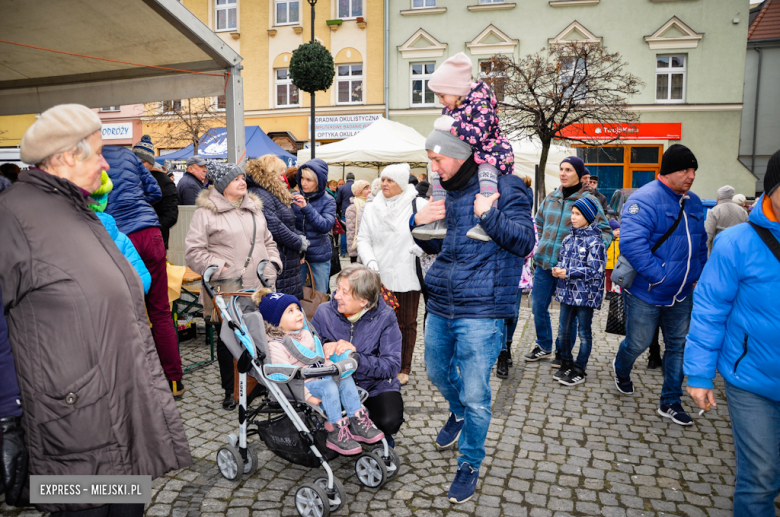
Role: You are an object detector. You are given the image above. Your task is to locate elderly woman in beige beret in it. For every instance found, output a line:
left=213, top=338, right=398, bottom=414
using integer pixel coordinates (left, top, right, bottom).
left=0, top=104, right=191, bottom=517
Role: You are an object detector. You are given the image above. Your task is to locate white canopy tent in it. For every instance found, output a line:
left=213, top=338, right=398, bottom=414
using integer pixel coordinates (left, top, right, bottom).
left=0, top=0, right=246, bottom=164
left=511, top=139, right=572, bottom=195
left=296, top=118, right=430, bottom=178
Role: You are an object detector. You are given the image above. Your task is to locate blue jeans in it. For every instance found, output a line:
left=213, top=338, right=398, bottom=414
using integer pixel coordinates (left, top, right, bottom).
left=531, top=266, right=575, bottom=353
left=557, top=304, right=593, bottom=371
left=424, top=313, right=505, bottom=469
left=301, top=260, right=331, bottom=294
left=726, top=381, right=780, bottom=516
left=503, top=289, right=524, bottom=351
left=340, top=229, right=347, bottom=255
left=306, top=376, right=363, bottom=424
left=614, top=291, right=692, bottom=406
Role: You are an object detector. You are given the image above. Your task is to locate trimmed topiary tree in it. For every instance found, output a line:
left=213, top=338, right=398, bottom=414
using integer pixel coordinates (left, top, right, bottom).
left=289, top=41, right=335, bottom=93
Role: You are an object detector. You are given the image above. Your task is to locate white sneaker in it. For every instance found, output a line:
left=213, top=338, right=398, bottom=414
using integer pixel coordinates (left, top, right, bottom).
left=412, top=219, right=447, bottom=240
left=466, top=224, right=491, bottom=241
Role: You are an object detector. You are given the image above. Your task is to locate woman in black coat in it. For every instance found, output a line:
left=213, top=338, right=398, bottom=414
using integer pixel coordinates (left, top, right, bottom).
left=245, top=155, right=307, bottom=299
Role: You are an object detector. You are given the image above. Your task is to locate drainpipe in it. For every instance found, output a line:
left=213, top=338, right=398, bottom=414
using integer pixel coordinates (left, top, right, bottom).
left=384, top=0, right=390, bottom=120
left=751, top=47, right=762, bottom=174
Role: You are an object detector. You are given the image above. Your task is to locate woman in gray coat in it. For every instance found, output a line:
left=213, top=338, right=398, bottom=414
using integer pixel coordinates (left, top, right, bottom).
left=0, top=104, right=191, bottom=516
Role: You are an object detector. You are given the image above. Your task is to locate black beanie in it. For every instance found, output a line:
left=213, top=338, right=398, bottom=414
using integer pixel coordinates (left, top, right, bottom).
left=764, top=149, right=780, bottom=196
left=660, top=144, right=698, bottom=176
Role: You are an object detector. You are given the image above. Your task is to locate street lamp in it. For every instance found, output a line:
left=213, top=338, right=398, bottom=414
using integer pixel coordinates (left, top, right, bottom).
left=308, top=0, right=317, bottom=158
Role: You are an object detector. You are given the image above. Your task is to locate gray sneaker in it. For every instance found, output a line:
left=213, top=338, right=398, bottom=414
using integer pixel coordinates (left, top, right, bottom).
left=348, top=407, right=385, bottom=444
left=466, top=224, right=491, bottom=241
left=412, top=219, right=447, bottom=240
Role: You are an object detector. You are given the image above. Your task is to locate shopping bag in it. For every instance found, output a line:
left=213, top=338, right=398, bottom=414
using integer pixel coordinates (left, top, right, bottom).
left=605, top=294, right=626, bottom=336
left=301, top=261, right=329, bottom=320
left=380, top=284, right=399, bottom=311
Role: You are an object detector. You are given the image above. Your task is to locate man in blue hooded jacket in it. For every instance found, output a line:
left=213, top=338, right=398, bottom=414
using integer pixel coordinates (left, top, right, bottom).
left=612, top=144, right=707, bottom=426
left=413, top=121, right=535, bottom=504
left=684, top=152, right=780, bottom=515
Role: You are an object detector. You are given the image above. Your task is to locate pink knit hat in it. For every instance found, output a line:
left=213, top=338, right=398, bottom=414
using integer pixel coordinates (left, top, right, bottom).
left=428, top=52, right=473, bottom=96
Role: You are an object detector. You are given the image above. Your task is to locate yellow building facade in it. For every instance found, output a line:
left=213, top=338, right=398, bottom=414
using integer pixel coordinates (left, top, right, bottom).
left=154, top=0, right=386, bottom=150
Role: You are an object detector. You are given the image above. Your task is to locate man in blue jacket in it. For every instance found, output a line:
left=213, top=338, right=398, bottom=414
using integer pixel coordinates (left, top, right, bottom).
left=612, top=144, right=707, bottom=426
left=413, top=122, right=535, bottom=504
left=103, top=146, right=185, bottom=398
left=684, top=154, right=780, bottom=515
left=177, top=155, right=209, bottom=205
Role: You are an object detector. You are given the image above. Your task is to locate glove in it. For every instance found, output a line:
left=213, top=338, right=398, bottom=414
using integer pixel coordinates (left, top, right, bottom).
left=299, top=236, right=310, bottom=252
left=0, top=416, right=28, bottom=507
left=366, top=260, right=380, bottom=273
left=434, top=115, right=456, bottom=132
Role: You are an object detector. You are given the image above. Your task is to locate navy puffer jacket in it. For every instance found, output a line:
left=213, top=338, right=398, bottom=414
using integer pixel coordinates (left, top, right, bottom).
left=416, top=161, right=535, bottom=319
left=246, top=174, right=304, bottom=300
left=293, top=159, right=336, bottom=263
left=103, top=146, right=161, bottom=235
left=311, top=297, right=402, bottom=397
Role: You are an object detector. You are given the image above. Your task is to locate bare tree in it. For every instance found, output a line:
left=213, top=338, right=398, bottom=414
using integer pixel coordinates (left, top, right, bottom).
left=144, top=97, right=226, bottom=154
left=493, top=42, right=644, bottom=207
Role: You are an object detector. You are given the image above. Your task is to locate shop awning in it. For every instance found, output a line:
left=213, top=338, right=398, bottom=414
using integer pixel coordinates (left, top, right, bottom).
left=158, top=126, right=296, bottom=166
left=0, top=0, right=246, bottom=164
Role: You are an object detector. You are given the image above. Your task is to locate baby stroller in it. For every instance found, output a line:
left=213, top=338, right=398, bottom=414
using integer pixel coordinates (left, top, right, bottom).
left=202, top=263, right=401, bottom=517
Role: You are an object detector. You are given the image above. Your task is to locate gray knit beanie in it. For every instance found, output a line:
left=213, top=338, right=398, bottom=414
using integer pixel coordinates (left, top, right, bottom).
left=425, top=128, right=472, bottom=160
left=207, top=161, right=244, bottom=194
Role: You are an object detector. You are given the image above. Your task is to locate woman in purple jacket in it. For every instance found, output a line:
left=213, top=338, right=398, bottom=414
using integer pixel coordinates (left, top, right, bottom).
left=311, top=264, right=404, bottom=446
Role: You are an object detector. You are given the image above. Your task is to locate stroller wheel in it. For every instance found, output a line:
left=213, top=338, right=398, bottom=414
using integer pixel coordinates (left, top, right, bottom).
left=295, top=483, right=330, bottom=517
left=314, top=477, right=346, bottom=513
left=216, top=445, right=244, bottom=481
left=243, top=445, right=258, bottom=476
left=355, top=451, right=388, bottom=489
left=370, top=444, right=401, bottom=480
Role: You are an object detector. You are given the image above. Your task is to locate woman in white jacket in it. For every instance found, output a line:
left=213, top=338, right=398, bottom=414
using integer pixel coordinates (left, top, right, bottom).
left=357, top=164, right=425, bottom=386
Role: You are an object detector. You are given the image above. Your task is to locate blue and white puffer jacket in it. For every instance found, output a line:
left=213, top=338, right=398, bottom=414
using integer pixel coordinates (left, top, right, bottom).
left=415, top=161, right=536, bottom=319
left=620, top=180, right=707, bottom=306
left=103, top=146, right=162, bottom=235
left=95, top=212, right=152, bottom=294
left=684, top=195, right=780, bottom=401
left=293, top=159, right=336, bottom=264
left=555, top=222, right=606, bottom=309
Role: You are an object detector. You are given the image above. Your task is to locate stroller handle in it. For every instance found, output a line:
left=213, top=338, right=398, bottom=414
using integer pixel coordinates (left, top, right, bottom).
left=301, top=365, right=340, bottom=379
left=202, top=265, right=219, bottom=300
left=256, top=260, right=272, bottom=289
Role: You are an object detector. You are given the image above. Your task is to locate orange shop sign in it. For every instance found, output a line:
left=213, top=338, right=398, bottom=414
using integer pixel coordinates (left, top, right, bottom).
left=558, top=123, right=682, bottom=140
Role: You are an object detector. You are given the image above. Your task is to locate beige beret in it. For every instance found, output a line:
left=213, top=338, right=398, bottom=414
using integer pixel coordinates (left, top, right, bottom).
left=20, top=104, right=102, bottom=165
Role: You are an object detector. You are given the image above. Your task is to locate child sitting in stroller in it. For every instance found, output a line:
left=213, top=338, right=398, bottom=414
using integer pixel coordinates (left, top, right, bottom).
left=254, top=289, right=385, bottom=455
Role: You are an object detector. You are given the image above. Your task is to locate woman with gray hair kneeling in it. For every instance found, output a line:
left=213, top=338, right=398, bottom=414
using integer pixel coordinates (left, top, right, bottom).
left=310, top=264, right=405, bottom=447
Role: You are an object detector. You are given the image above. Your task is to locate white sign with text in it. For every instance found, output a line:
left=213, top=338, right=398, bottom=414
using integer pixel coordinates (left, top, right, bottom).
left=308, top=114, right=383, bottom=139
left=101, top=123, right=133, bottom=140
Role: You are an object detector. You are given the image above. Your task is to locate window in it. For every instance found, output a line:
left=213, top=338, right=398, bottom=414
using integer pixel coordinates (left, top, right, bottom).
left=215, top=0, right=237, bottom=31
left=411, top=63, right=436, bottom=106
left=413, top=0, right=436, bottom=7
left=576, top=144, right=662, bottom=200
left=100, top=106, right=120, bottom=112
left=337, top=65, right=363, bottom=104
left=656, top=55, right=685, bottom=103
left=560, top=57, right=587, bottom=102
left=276, top=69, right=300, bottom=107
left=275, top=0, right=299, bottom=25
left=162, top=100, right=181, bottom=113
left=479, top=59, right=507, bottom=102
left=215, top=95, right=226, bottom=111
left=338, top=0, right=362, bottom=19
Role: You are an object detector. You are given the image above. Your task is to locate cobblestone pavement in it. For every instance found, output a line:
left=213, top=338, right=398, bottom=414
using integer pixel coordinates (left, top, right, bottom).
left=4, top=268, right=779, bottom=517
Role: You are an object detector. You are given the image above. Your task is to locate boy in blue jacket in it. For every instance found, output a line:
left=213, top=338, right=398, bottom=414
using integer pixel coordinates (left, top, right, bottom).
left=552, top=197, right=606, bottom=386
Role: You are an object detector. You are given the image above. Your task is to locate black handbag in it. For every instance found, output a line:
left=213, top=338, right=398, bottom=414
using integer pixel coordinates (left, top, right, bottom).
left=605, top=293, right=626, bottom=336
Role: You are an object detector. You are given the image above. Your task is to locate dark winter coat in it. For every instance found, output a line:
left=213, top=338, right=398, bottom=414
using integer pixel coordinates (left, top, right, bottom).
left=293, top=159, right=337, bottom=264
left=620, top=179, right=707, bottom=306
left=415, top=159, right=536, bottom=319
left=102, top=146, right=161, bottom=236
left=0, top=169, right=191, bottom=512
left=335, top=179, right=354, bottom=217
left=246, top=163, right=305, bottom=300
left=0, top=284, right=22, bottom=419
left=555, top=222, right=607, bottom=309
left=150, top=167, right=179, bottom=249
left=177, top=171, right=208, bottom=206
left=311, top=297, right=402, bottom=397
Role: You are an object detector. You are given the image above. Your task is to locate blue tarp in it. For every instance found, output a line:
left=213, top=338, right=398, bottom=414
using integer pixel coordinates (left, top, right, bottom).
left=157, top=126, right=296, bottom=166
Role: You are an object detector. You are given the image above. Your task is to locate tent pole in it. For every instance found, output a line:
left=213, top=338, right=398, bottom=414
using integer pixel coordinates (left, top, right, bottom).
left=226, top=65, right=245, bottom=166
left=342, top=164, right=345, bottom=180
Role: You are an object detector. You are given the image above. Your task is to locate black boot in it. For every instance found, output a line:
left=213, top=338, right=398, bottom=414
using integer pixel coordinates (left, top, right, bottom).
left=496, top=350, right=510, bottom=379
left=506, top=347, right=513, bottom=367
left=222, top=392, right=237, bottom=411
left=648, top=338, right=662, bottom=370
